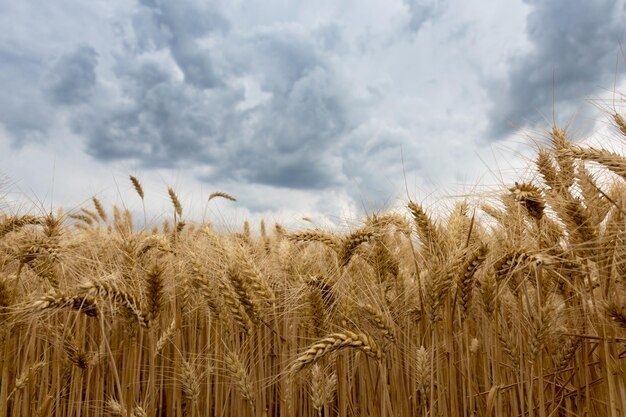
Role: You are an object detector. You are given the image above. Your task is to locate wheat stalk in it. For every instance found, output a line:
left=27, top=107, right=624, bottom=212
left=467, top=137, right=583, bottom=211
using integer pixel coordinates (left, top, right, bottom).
left=224, top=350, right=255, bottom=408
left=145, top=263, right=164, bottom=324
left=80, top=277, right=149, bottom=327
left=338, top=227, right=378, bottom=266
left=208, top=191, right=237, bottom=202
left=415, top=346, right=430, bottom=396
left=8, top=361, right=45, bottom=399
left=155, top=319, right=177, bottom=355
left=29, top=292, right=99, bottom=318
left=361, top=303, right=396, bottom=343
left=310, top=364, right=336, bottom=412
left=91, top=197, right=108, bottom=222
left=568, top=146, right=626, bottom=182
left=288, top=230, right=342, bottom=253
left=0, top=215, right=40, bottom=239
left=168, top=187, right=183, bottom=217
left=129, top=175, right=144, bottom=200
left=509, top=182, right=545, bottom=221
left=290, top=331, right=382, bottom=374
left=69, top=213, right=94, bottom=226
left=180, top=356, right=200, bottom=415
left=457, top=244, right=488, bottom=318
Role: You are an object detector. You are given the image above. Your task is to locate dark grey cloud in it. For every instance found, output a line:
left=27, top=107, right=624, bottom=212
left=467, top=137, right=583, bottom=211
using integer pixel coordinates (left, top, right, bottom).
left=74, top=3, right=357, bottom=190
left=136, top=0, right=229, bottom=89
left=488, top=0, right=626, bottom=138
left=403, top=0, right=447, bottom=34
left=73, top=60, right=242, bottom=164
left=313, top=23, right=346, bottom=53
left=211, top=63, right=353, bottom=189
left=44, top=45, right=98, bottom=105
left=0, top=47, right=51, bottom=145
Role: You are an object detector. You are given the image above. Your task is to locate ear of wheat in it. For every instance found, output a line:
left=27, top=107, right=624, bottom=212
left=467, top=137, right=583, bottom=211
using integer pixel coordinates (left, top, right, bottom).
left=129, top=175, right=144, bottom=200
left=290, top=331, right=382, bottom=374
left=208, top=191, right=237, bottom=202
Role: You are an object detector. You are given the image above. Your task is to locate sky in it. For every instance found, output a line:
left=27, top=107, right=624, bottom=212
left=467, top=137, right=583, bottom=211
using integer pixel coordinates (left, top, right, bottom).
left=1, top=0, right=626, bottom=229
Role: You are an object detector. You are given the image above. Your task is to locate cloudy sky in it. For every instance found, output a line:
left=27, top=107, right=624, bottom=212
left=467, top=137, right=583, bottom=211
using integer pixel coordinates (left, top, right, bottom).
left=1, top=0, right=625, bottom=228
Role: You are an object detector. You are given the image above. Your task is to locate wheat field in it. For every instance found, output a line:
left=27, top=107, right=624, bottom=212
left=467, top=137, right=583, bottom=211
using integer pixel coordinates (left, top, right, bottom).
left=1, top=120, right=626, bottom=417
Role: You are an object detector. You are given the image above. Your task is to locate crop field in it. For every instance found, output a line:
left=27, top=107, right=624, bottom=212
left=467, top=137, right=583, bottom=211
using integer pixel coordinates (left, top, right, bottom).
left=1, top=121, right=626, bottom=417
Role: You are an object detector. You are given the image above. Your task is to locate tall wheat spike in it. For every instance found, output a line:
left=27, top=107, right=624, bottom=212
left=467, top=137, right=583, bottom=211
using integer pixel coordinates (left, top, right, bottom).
left=168, top=187, right=183, bottom=217
left=129, top=175, right=144, bottom=200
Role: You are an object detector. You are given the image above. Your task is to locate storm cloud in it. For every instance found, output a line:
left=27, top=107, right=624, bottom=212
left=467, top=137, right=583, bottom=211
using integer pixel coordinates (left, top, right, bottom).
left=488, top=0, right=626, bottom=138
left=0, top=47, right=51, bottom=145
left=403, top=0, right=447, bottom=34
left=72, top=1, right=358, bottom=189
left=44, top=45, right=99, bottom=105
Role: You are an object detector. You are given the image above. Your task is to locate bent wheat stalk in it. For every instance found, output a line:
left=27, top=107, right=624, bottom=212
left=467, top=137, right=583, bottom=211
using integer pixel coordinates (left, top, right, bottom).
left=208, top=191, right=237, bottom=202
left=290, top=331, right=382, bottom=374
